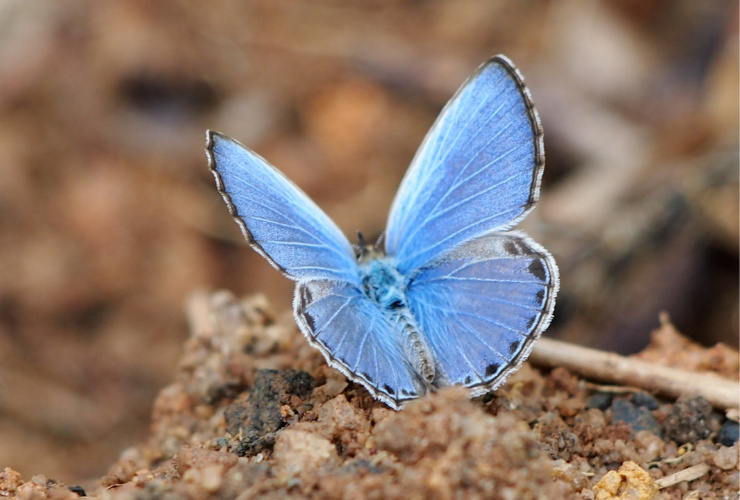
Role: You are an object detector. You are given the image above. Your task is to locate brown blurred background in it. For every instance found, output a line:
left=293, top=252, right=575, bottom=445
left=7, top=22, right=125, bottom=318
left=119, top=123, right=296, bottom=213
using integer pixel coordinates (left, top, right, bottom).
left=0, top=0, right=736, bottom=485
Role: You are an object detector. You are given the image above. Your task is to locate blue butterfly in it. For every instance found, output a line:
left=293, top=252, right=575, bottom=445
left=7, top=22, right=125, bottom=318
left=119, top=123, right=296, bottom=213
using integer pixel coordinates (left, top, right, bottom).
left=206, top=55, right=559, bottom=410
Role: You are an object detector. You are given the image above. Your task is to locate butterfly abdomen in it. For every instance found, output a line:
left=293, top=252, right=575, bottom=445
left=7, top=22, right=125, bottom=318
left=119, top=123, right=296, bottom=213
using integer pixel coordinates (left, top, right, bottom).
left=358, top=257, right=436, bottom=385
left=399, top=314, right=436, bottom=384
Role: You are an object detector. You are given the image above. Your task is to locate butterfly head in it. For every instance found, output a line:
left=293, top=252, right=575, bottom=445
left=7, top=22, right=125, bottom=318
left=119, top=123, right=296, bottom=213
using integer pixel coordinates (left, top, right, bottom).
left=355, top=231, right=386, bottom=264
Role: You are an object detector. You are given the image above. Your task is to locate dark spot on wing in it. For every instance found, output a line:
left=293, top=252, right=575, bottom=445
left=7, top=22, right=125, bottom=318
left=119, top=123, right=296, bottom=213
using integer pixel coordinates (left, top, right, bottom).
left=504, top=241, right=520, bottom=255
left=528, top=260, right=546, bottom=281
left=401, top=389, right=416, bottom=397
left=360, top=372, right=373, bottom=383
left=485, top=362, right=501, bottom=378
left=300, top=286, right=313, bottom=310
left=302, top=311, right=316, bottom=333
left=383, top=383, right=394, bottom=395
left=465, top=376, right=472, bottom=384
left=298, top=286, right=316, bottom=334
left=526, top=315, right=536, bottom=330
left=508, top=339, right=521, bottom=355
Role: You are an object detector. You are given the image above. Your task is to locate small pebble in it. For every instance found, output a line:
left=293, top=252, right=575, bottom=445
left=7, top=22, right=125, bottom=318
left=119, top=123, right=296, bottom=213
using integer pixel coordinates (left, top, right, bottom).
left=68, top=485, right=86, bottom=496
left=587, top=393, right=613, bottom=410
left=663, top=396, right=712, bottom=444
left=711, top=443, right=739, bottom=470
left=717, top=420, right=739, bottom=447
left=629, top=392, right=659, bottom=410
left=611, top=398, right=660, bottom=436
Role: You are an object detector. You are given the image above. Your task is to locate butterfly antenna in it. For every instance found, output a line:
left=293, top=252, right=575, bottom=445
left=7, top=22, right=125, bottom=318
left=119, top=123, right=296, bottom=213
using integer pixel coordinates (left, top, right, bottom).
left=375, top=232, right=386, bottom=252
left=354, top=231, right=368, bottom=257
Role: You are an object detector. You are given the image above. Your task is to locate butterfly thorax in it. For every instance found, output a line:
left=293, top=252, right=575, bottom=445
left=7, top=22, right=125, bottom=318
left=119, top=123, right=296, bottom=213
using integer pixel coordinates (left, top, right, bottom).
left=357, top=253, right=436, bottom=385
left=357, top=251, right=405, bottom=310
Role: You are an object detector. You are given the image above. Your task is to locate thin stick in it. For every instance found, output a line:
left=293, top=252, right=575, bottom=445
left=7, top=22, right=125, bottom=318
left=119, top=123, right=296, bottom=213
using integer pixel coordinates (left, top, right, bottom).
left=529, top=337, right=739, bottom=410
left=655, top=463, right=711, bottom=489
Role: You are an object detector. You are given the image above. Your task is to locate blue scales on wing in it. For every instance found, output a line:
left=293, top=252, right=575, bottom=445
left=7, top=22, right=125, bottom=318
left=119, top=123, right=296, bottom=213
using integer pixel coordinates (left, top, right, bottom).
left=208, top=131, right=422, bottom=409
left=206, top=54, right=559, bottom=410
left=207, top=131, right=359, bottom=283
left=406, top=232, right=558, bottom=394
left=295, top=280, right=423, bottom=409
left=385, top=56, right=545, bottom=274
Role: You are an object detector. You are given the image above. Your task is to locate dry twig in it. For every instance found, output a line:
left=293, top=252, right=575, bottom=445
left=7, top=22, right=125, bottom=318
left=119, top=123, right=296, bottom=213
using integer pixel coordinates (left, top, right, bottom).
left=654, top=463, right=711, bottom=489
left=529, top=337, right=739, bottom=410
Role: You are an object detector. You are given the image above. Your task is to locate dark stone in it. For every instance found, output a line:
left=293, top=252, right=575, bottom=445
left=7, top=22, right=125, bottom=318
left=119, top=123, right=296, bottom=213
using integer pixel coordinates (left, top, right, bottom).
left=717, top=420, right=739, bottom=447
left=68, top=486, right=86, bottom=496
left=611, top=398, right=660, bottom=436
left=629, top=392, right=660, bottom=410
left=224, top=401, right=250, bottom=437
left=223, top=369, right=315, bottom=456
left=586, top=392, right=613, bottom=410
left=206, top=379, right=248, bottom=404
left=662, top=396, right=712, bottom=445
left=234, top=431, right=277, bottom=457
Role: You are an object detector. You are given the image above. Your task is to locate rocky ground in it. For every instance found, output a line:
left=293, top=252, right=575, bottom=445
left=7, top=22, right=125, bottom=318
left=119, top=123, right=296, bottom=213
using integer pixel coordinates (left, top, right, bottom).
left=0, top=2, right=736, bottom=498
left=2, top=290, right=736, bottom=499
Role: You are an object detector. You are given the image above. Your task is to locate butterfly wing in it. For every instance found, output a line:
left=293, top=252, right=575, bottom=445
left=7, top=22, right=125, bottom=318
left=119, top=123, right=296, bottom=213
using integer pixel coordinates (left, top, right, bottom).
left=385, top=56, right=544, bottom=274
left=207, top=131, right=358, bottom=283
left=405, top=232, right=558, bottom=393
left=208, top=131, right=422, bottom=408
left=295, top=280, right=424, bottom=409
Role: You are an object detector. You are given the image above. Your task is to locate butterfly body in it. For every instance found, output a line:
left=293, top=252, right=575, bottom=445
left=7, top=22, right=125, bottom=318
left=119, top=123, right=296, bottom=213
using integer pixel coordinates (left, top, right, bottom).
left=207, top=55, right=559, bottom=410
left=356, top=250, right=438, bottom=388
left=357, top=252, right=405, bottom=310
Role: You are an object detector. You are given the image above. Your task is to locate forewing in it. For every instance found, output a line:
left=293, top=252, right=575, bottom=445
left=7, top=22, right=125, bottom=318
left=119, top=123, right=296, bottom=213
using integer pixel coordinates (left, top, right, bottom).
left=294, top=280, right=424, bottom=409
left=207, top=131, right=358, bottom=283
left=386, top=56, right=544, bottom=274
left=405, top=232, right=558, bottom=394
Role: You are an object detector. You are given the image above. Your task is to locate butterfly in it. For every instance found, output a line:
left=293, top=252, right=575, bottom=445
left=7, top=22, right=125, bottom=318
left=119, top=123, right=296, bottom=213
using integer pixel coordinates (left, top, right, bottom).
left=206, top=55, right=559, bottom=410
